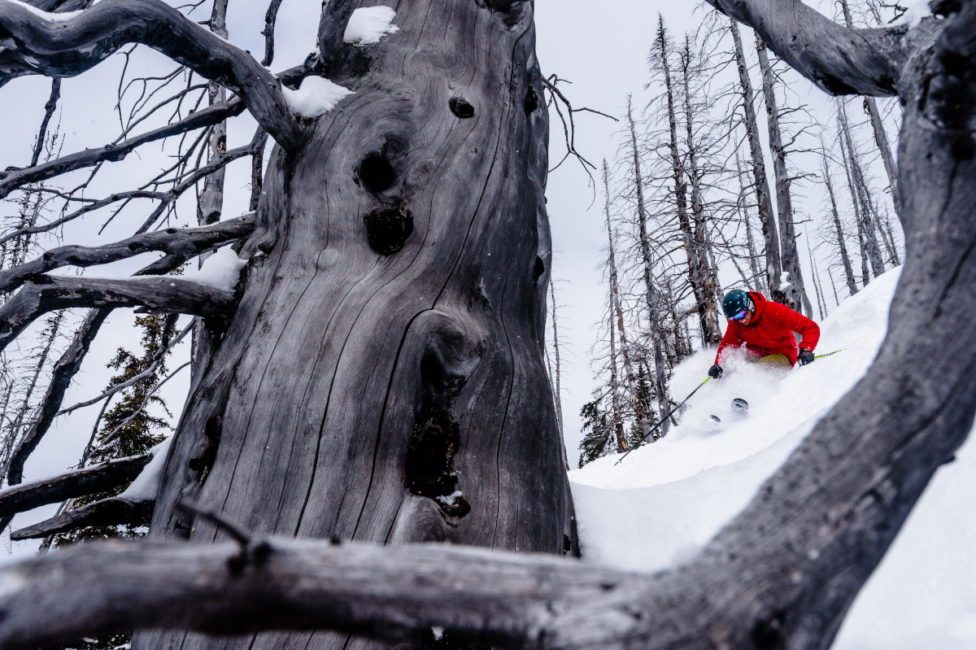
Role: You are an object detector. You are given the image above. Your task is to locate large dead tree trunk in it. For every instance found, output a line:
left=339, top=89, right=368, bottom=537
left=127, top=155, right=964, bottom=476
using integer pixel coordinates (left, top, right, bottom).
left=138, top=1, right=572, bottom=647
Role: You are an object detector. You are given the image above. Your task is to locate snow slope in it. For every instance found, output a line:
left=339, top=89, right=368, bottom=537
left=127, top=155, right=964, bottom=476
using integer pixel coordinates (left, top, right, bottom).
left=569, top=268, right=976, bottom=648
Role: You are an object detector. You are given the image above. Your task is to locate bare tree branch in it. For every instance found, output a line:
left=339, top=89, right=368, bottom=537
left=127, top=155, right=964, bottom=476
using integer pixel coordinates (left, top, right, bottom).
left=0, top=276, right=237, bottom=354
left=705, top=0, right=908, bottom=96
left=10, top=496, right=152, bottom=540
left=0, top=453, right=151, bottom=519
left=57, top=326, right=190, bottom=417
left=0, top=214, right=254, bottom=294
left=0, top=536, right=645, bottom=649
left=0, top=97, right=246, bottom=200
left=29, top=77, right=61, bottom=167
left=2, top=308, right=110, bottom=486
left=0, top=0, right=307, bottom=150
left=260, top=0, right=285, bottom=67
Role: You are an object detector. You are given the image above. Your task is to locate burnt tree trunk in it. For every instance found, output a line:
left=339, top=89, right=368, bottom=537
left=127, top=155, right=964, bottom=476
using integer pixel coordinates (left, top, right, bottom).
left=755, top=37, right=813, bottom=314
left=729, top=17, right=782, bottom=295
left=838, top=101, right=886, bottom=278
left=140, top=2, right=573, bottom=647
left=624, top=98, right=672, bottom=439
left=821, top=150, right=860, bottom=296
left=656, top=19, right=723, bottom=346
left=679, top=37, right=723, bottom=343
left=601, top=161, right=645, bottom=449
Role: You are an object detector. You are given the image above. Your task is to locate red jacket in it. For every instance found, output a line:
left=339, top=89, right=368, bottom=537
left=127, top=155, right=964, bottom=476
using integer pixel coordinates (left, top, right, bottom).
left=714, top=292, right=820, bottom=366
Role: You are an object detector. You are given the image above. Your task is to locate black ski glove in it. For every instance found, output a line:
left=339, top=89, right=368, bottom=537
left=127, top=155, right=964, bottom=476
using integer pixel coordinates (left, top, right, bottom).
left=708, top=364, right=723, bottom=379
left=798, top=349, right=815, bottom=366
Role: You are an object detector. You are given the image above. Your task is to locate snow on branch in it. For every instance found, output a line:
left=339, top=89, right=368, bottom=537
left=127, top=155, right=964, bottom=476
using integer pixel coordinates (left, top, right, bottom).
left=0, top=0, right=307, bottom=150
left=0, top=275, right=236, bottom=354
left=0, top=535, right=649, bottom=649
left=0, top=453, right=152, bottom=519
left=705, top=0, right=909, bottom=96
left=0, top=214, right=254, bottom=294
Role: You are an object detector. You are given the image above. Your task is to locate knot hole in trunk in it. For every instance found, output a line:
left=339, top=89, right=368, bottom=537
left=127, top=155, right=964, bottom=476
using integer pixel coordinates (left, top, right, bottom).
left=364, top=205, right=413, bottom=255
left=449, top=97, right=475, bottom=118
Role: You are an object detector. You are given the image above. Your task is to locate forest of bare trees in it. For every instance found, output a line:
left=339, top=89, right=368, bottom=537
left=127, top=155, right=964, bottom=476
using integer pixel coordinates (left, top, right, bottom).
left=0, top=0, right=974, bottom=648
left=579, top=1, right=906, bottom=463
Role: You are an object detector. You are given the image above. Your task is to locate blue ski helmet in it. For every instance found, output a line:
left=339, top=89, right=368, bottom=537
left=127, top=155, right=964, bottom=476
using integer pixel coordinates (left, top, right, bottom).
left=722, top=289, right=752, bottom=320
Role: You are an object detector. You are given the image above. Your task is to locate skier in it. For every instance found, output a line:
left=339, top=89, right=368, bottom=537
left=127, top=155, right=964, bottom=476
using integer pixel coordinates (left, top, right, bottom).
left=708, top=289, right=820, bottom=379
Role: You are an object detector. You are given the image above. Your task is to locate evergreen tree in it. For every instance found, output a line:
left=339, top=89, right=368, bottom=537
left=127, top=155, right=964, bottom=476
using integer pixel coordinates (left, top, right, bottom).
left=577, top=398, right=612, bottom=468
left=54, top=313, right=176, bottom=547
left=49, top=313, right=177, bottom=649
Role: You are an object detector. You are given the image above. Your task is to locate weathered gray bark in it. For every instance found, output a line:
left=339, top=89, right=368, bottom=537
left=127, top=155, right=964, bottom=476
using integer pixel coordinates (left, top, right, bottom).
left=755, top=37, right=813, bottom=314
left=624, top=98, right=672, bottom=439
left=137, top=2, right=572, bottom=647
left=729, top=18, right=782, bottom=294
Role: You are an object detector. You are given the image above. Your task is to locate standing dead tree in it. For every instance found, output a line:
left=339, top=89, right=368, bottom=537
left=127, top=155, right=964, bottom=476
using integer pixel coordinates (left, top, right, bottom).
left=755, top=36, right=814, bottom=314
left=728, top=16, right=783, bottom=297
left=1, top=1, right=975, bottom=649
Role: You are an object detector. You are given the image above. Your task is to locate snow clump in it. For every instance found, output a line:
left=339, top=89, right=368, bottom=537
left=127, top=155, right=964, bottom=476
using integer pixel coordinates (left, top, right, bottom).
left=117, top=438, right=172, bottom=503
left=282, top=76, right=354, bottom=118
left=344, top=6, right=399, bottom=45
left=182, top=246, right=247, bottom=291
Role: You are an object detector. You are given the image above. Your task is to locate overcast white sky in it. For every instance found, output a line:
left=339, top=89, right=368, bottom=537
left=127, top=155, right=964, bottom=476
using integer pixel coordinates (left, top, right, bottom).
left=535, top=0, right=705, bottom=460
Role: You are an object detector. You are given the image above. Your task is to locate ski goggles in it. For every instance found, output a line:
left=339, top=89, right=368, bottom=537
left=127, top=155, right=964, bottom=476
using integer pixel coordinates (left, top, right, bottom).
left=731, top=309, right=748, bottom=320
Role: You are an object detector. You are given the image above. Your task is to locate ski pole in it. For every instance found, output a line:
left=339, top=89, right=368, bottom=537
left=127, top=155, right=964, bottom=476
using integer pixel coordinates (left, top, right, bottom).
left=814, top=348, right=843, bottom=360
left=614, top=376, right=711, bottom=466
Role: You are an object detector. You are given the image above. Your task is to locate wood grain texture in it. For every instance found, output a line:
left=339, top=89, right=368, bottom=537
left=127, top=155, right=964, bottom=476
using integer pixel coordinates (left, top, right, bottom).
left=140, top=1, right=571, bottom=647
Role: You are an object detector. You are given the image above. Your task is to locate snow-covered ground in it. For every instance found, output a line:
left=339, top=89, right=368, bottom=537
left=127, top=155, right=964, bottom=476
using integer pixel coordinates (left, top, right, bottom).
left=570, top=268, right=976, bottom=648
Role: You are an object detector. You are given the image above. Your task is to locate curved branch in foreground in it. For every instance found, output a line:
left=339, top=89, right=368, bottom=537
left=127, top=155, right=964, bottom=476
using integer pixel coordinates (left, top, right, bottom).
left=0, top=537, right=645, bottom=649
left=0, top=453, right=151, bottom=519
left=0, top=0, right=306, bottom=150
left=0, top=275, right=236, bottom=354
left=705, top=0, right=907, bottom=96
left=0, top=213, right=254, bottom=294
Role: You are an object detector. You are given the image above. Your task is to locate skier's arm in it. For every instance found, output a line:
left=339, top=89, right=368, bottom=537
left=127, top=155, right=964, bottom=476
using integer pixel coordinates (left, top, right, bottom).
left=784, top=307, right=820, bottom=352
